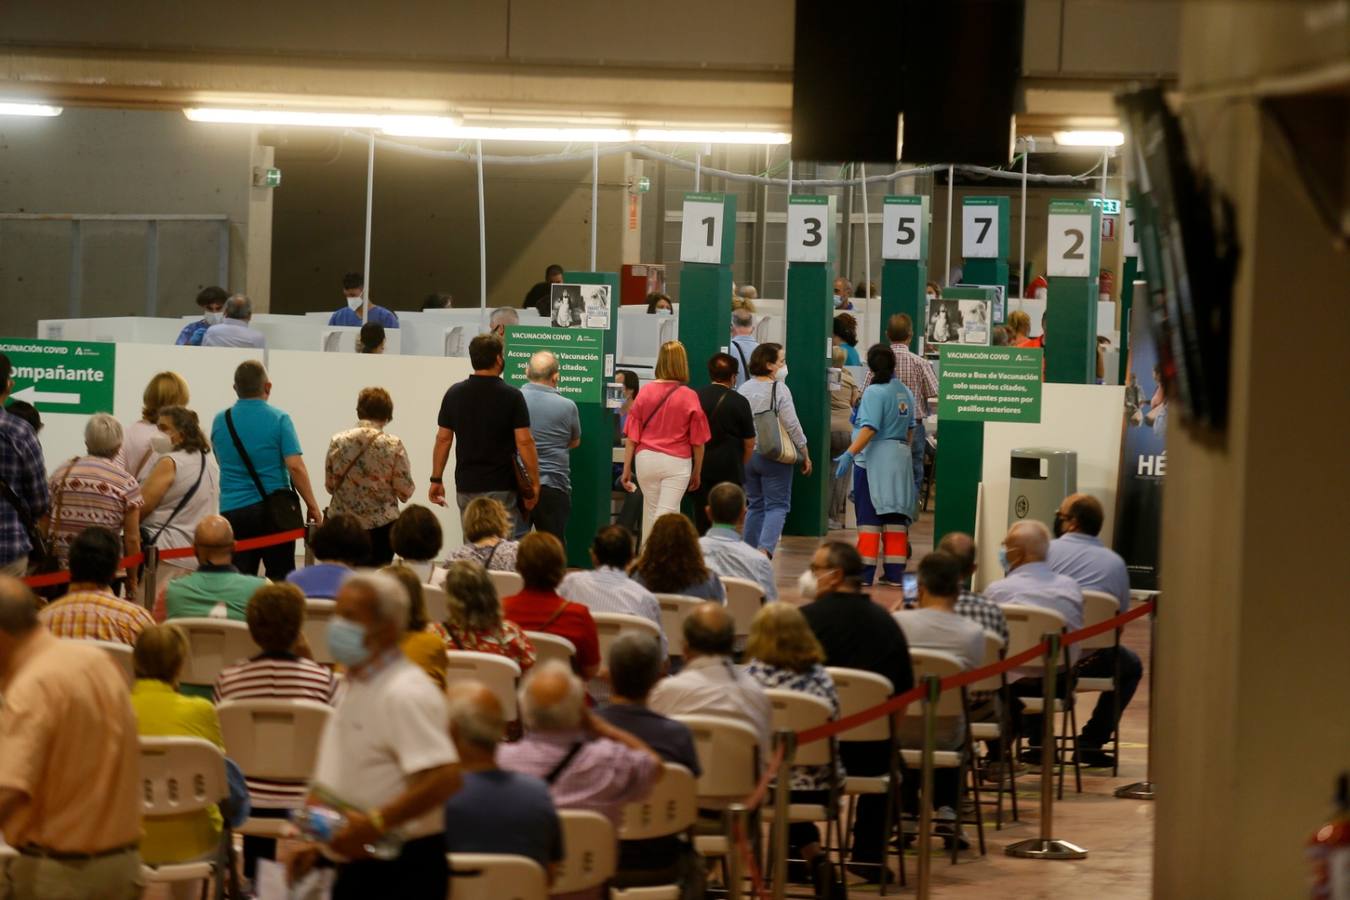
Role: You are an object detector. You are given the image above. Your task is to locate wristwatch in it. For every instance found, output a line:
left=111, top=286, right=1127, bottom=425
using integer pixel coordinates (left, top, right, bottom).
left=429, top=475, right=443, bottom=484
left=368, top=808, right=387, bottom=835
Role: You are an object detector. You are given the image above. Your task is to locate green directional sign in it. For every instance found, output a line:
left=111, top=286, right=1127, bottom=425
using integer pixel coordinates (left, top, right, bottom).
left=938, top=345, right=1042, bottom=424
left=503, top=327, right=605, bottom=405
left=0, top=337, right=115, bottom=415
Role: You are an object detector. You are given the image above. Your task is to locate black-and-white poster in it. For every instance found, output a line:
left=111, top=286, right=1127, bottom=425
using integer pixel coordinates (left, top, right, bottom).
left=551, top=283, right=611, bottom=329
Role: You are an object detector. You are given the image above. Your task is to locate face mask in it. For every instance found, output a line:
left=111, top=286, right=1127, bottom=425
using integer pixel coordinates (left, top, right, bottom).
left=150, top=434, right=173, bottom=454
left=797, top=569, right=818, bottom=601
left=656, top=307, right=672, bottom=316
left=832, top=295, right=844, bottom=309
left=327, top=616, right=371, bottom=667
left=204, top=311, right=225, bottom=326
left=997, top=545, right=1011, bottom=573
left=925, top=292, right=936, bottom=302
left=346, top=295, right=364, bottom=311
left=774, top=365, right=789, bottom=382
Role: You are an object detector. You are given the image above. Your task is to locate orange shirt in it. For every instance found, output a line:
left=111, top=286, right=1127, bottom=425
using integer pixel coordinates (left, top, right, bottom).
left=0, top=630, right=141, bottom=852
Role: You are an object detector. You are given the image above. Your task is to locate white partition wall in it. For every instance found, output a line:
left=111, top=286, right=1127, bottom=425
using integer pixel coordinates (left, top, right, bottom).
left=38, top=317, right=188, bottom=345
left=266, top=350, right=473, bottom=549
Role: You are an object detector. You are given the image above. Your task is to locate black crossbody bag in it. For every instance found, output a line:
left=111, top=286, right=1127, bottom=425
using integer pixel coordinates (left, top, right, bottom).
left=224, top=410, right=304, bottom=532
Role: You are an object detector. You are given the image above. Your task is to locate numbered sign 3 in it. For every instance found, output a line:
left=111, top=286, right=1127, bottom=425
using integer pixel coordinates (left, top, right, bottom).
left=786, top=195, right=832, bottom=263
left=1047, top=212, right=1094, bottom=277
left=882, top=196, right=926, bottom=261
left=961, top=201, right=1000, bottom=259
left=680, top=195, right=727, bottom=264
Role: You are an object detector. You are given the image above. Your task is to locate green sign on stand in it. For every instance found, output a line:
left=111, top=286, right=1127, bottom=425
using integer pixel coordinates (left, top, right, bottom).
left=0, top=338, right=115, bottom=415
left=502, top=327, right=606, bottom=404
left=938, top=346, right=1043, bottom=424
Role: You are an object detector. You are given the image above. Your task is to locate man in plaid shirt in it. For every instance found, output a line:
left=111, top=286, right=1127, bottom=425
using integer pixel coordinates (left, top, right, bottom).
left=864, top=314, right=938, bottom=499
left=37, top=527, right=153, bottom=646
left=939, top=533, right=1008, bottom=645
left=0, top=353, right=50, bottom=577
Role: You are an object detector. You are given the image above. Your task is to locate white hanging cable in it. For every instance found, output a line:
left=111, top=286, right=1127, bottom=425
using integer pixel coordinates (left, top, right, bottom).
left=590, top=142, right=599, bottom=271
left=362, top=132, right=375, bottom=325
left=944, top=164, right=954, bottom=287
left=859, top=161, right=871, bottom=303
left=476, top=139, right=487, bottom=333
left=1020, top=145, right=1029, bottom=298
left=783, top=158, right=793, bottom=296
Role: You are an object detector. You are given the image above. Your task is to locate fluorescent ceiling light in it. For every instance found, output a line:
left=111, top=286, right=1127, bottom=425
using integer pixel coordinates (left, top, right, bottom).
left=1053, top=129, right=1125, bottom=147
left=0, top=102, right=63, bottom=118
left=184, top=107, right=461, bottom=131
left=383, top=123, right=635, bottom=143
left=636, top=128, right=791, bottom=145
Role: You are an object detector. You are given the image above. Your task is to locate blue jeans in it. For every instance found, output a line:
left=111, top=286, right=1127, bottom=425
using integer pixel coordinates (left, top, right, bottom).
left=911, top=418, right=927, bottom=500
left=742, top=454, right=795, bottom=553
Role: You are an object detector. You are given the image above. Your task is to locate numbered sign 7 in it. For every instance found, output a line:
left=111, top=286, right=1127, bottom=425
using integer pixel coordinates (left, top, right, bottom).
left=962, top=202, right=999, bottom=258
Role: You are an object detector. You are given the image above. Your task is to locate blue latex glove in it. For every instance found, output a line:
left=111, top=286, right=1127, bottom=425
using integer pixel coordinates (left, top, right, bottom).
left=834, top=450, right=854, bottom=479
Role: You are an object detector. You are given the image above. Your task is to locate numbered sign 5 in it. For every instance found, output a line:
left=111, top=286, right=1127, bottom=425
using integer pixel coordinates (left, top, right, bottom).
left=680, top=198, right=726, bottom=264
left=961, top=203, right=999, bottom=258
left=786, top=197, right=830, bottom=263
left=882, top=199, right=923, bottom=260
left=1047, top=213, right=1094, bottom=277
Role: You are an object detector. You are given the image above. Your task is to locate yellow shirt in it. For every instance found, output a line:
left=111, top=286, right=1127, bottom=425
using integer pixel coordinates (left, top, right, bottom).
left=130, top=679, right=225, bottom=865
left=401, top=630, right=449, bottom=691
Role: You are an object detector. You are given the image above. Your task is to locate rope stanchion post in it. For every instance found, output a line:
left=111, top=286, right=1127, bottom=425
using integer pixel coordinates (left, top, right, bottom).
left=769, top=730, right=794, bottom=900
left=1005, top=632, right=1088, bottom=860
left=141, top=545, right=159, bottom=612
left=724, top=803, right=747, bottom=900
left=916, top=673, right=940, bottom=900
left=303, top=523, right=316, bottom=568
left=1116, top=594, right=1158, bottom=800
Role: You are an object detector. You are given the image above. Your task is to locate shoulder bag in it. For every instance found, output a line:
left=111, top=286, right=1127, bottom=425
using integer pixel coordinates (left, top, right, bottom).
left=224, top=409, right=304, bottom=532
left=752, top=381, right=800, bottom=465
left=326, top=430, right=378, bottom=517
left=637, top=383, right=679, bottom=436
left=143, top=451, right=208, bottom=548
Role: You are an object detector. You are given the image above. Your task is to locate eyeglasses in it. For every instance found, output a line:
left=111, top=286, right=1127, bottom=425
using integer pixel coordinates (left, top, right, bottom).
left=808, top=563, right=840, bottom=575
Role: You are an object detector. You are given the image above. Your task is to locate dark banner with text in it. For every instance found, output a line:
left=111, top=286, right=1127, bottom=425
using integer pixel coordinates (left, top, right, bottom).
left=1114, top=293, right=1165, bottom=589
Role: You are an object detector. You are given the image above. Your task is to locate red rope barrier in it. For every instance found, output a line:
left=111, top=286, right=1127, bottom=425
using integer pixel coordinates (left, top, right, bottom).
left=1060, top=598, right=1153, bottom=647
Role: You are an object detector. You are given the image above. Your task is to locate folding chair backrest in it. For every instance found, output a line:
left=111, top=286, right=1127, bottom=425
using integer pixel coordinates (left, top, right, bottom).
left=217, top=699, right=332, bottom=784
left=1078, top=590, right=1120, bottom=651
left=721, top=577, right=766, bottom=639
left=968, top=630, right=1008, bottom=693
left=826, top=667, right=894, bottom=743
left=444, top=650, right=521, bottom=720
left=673, top=714, right=760, bottom=804
left=652, top=595, right=700, bottom=650
left=1000, top=604, right=1068, bottom=678
left=590, top=612, right=662, bottom=666
left=908, top=649, right=966, bottom=717
left=552, top=810, right=617, bottom=895
left=421, top=584, right=450, bottom=627
left=139, top=736, right=228, bottom=820
left=488, top=570, right=524, bottom=598
left=524, top=631, right=576, bottom=668
left=617, top=763, right=697, bottom=840
left=79, top=638, right=134, bottom=684
left=302, top=600, right=337, bottom=665
left=764, top=688, right=835, bottom=767
left=446, top=854, right=547, bottom=900
left=173, top=618, right=261, bottom=687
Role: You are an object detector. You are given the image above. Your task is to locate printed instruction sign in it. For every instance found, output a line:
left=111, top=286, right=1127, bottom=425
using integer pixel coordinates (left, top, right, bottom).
left=0, top=337, right=115, bottom=415
left=938, top=346, right=1042, bottom=424
left=503, top=327, right=605, bottom=404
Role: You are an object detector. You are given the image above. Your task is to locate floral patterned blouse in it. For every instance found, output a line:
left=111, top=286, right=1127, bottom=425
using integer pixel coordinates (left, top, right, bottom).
left=444, top=540, right=519, bottom=573
left=442, top=618, right=536, bottom=673
left=324, top=422, right=414, bottom=530
left=745, top=660, right=845, bottom=791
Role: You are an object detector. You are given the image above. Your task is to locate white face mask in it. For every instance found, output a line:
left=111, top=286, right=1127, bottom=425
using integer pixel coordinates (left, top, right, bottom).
left=797, top=569, right=818, bottom=600
left=204, top=311, right=225, bottom=326
left=774, top=364, right=789, bottom=382
left=655, top=307, right=673, bottom=316
left=925, top=292, right=936, bottom=302
left=150, top=434, right=174, bottom=454
left=346, top=295, right=364, bottom=311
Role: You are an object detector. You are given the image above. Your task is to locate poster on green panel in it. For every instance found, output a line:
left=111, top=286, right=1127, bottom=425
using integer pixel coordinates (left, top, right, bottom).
left=0, top=338, right=115, bottom=415
left=502, top=327, right=605, bottom=404
left=937, top=346, right=1042, bottom=423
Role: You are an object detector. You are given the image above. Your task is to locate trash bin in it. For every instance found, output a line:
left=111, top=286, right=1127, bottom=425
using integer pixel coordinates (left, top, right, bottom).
left=1007, top=448, right=1078, bottom=530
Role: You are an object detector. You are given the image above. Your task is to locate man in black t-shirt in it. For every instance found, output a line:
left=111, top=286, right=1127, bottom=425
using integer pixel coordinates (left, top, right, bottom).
left=691, top=353, right=755, bottom=534
left=430, top=334, right=539, bottom=537
left=522, top=263, right=565, bottom=315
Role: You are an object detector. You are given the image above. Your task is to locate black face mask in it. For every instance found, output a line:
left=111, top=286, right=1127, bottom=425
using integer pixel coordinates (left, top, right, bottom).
left=1052, top=513, right=1066, bottom=538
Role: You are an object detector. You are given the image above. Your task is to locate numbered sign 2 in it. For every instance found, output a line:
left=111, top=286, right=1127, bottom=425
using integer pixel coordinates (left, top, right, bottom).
left=786, top=196, right=832, bottom=263
left=882, top=196, right=925, bottom=261
left=1047, top=212, right=1094, bottom=277
left=961, top=201, right=999, bottom=258
left=680, top=196, right=727, bottom=264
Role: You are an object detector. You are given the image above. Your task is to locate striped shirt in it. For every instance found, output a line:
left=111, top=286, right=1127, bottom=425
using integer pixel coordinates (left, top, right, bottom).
left=954, top=590, right=1009, bottom=645
left=46, top=456, right=143, bottom=565
left=39, top=588, right=154, bottom=646
left=214, top=653, right=342, bottom=806
left=864, top=343, right=939, bottom=418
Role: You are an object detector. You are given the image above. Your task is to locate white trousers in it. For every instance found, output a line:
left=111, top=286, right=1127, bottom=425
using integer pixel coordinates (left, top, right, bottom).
left=635, top=449, right=691, bottom=546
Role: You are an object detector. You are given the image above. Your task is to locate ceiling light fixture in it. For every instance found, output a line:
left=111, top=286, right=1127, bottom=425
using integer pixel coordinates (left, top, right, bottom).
left=0, top=102, right=63, bottom=118
left=1053, top=129, right=1125, bottom=148
left=183, top=107, right=461, bottom=131
left=636, top=128, right=791, bottom=145
left=382, top=123, right=635, bottom=143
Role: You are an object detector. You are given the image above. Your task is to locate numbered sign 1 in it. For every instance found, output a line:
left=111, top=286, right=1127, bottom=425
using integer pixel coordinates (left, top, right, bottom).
left=1124, top=201, right=1141, bottom=259
left=786, top=195, right=833, bottom=264
left=1046, top=199, right=1100, bottom=278
left=961, top=198, right=1003, bottom=259
left=882, top=195, right=927, bottom=261
left=680, top=193, right=729, bottom=265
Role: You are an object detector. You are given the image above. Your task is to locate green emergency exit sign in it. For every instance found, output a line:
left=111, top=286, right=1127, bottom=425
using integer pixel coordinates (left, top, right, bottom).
left=0, top=338, right=116, bottom=415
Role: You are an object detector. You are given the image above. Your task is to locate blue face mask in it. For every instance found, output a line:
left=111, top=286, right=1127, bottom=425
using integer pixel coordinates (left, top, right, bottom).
left=997, top=545, right=1010, bottom=573
left=327, top=616, right=370, bottom=667
left=832, top=294, right=844, bottom=309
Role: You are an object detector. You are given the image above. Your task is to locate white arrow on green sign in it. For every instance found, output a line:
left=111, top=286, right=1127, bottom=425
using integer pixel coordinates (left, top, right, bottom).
left=0, top=338, right=116, bottom=415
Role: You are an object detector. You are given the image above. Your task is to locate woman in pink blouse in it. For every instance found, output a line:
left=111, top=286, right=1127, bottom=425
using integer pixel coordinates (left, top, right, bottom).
left=619, top=341, right=711, bottom=545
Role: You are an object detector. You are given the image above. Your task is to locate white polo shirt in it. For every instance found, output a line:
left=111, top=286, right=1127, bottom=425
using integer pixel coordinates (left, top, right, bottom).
left=313, top=651, right=458, bottom=840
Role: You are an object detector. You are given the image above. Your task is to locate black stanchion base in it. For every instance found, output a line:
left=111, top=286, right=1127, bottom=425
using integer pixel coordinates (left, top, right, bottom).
left=1114, top=781, right=1155, bottom=800
left=1004, top=838, right=1088, bottom=860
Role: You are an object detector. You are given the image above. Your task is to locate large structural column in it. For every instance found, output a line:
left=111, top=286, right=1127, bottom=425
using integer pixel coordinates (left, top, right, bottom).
left=676, top=191, right=736, bottom=389
left=879, top=195, right=929, bottom=351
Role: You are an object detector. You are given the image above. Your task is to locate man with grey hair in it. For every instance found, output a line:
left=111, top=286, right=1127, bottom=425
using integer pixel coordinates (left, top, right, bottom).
left=0, top=576, right=144, bottom=897
left=202, top=293, right=266, bottom=348
left=297, top=571, right=462, bottom=897
left=211, top=360, right=322, bottom=578
left=499, top=660, right=662, bottom=827
left=46, top=412, right=143, bottom=582
left=520, top=349, right=581, bottom=548
left=443, top=681, right=563, bottom=876
left=488, top=306, right=519, bottom=338
left=729, top=307, right=758, bottom=387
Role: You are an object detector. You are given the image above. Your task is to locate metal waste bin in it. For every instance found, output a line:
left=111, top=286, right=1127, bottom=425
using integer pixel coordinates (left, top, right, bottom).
left=1007, top=448, right=1077, bottom=530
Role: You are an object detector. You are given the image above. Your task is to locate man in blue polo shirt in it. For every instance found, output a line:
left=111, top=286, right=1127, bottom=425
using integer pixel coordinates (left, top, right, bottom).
left=520, top=351, right=580, bottom=547
left=210, top=361, right=322, bottom=579
left=328, top=271, right=399, bottom=329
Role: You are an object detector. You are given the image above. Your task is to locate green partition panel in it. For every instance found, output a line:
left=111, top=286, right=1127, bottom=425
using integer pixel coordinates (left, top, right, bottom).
left=879, top=195, right=930, bottom=350
left=1044, top=199, right=1102, bottom=385
left=1118, top=201, right=1142, bottom=383
left=676, top=191, right=736, bottom=390
left=933, top=419, right=984, bottom=544
left=782, top=263, right=832, bottom=538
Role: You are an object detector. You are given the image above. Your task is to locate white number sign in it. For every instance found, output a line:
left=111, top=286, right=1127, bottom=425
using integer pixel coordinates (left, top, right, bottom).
left=882, top=203, right=922, bottom=260
left=962, top=203, right=998, bottom=258
left=1124, top=204, right=1140, bottom=259
left=680, top=199, right=725, bottom=264
left=1047, top=213, right=1094, bottom=277
left=786, top=202, right=830, bottom=263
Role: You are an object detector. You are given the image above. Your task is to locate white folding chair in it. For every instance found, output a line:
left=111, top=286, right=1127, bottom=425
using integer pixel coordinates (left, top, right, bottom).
left=552, top=810, right=617, bottom=897
left=672, top=714, right=761, bottom=862
left=302, top=599, right=337, bottom=665
left=172, top=618, right=261, bottom=690
left=446, top=853, right=547, bottom=900
left=721, top=577, right=766, bottom=643
left=421, top=583, right=450, bottom=626
left=488, top=570, right=524, bottom=598
left=138, top=737, right=230, bottom=897
left=652, top=595, right=700, bottom=653
left=217, top=699, right=332, bottom=838
left=591, top=612, right=662, bottom=668
left=76, top=638, right=134, bottom=684
left=1000, top=603, right=1078, bottom=797
left=445, top=650, right=522, bottom=720
left=1075, top=590, right=1123, bottom=775
left=525, top=630, right=576, bottom=668
left=827, top=666, right=903, bottom=892
left=611, top=763, right=698, bottom=900
left=967, top=630, right=1017, bottom=828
